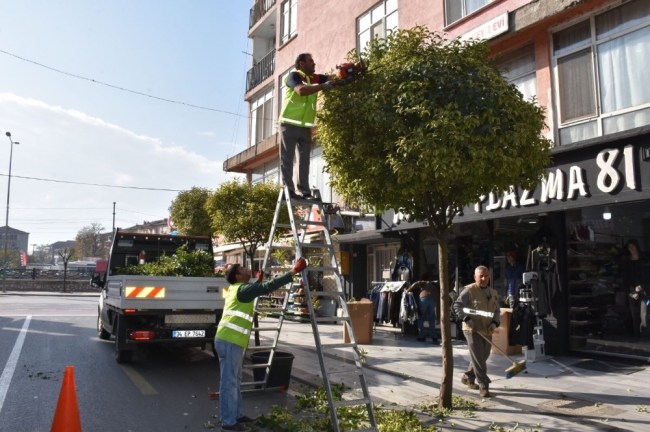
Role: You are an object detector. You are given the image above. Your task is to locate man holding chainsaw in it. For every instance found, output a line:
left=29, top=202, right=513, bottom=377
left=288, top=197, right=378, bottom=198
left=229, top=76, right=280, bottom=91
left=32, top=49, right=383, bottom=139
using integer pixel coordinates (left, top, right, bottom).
left=215, top=258, right=308, bottom=431
left=453, top=265, right=500, bottom=397
left=279, top=53, right=343, bottom=201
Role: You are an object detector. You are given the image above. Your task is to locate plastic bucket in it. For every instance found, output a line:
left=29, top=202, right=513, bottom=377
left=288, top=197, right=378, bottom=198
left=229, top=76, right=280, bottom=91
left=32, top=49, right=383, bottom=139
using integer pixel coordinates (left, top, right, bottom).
left=250, top=351, right=294, bottom=389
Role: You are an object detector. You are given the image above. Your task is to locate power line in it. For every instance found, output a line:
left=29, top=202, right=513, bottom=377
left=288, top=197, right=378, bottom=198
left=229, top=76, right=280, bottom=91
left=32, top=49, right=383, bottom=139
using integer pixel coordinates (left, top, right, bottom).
left=0, top=47, right=248, bottom=118
left=0, top=173, right=183, bottom=192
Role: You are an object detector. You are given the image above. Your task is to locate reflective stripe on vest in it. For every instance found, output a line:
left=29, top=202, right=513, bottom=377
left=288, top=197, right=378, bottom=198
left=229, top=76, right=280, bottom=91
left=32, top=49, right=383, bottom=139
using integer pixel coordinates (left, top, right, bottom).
left=216, top=283, right=255, bottom=348
left=279, top=70, right=318, bottom=128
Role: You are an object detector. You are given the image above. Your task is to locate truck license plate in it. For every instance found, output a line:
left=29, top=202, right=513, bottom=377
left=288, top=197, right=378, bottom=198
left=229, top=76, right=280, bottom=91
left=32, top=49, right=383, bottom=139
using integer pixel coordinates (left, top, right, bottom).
left=172, top=330, right=205, bottom=338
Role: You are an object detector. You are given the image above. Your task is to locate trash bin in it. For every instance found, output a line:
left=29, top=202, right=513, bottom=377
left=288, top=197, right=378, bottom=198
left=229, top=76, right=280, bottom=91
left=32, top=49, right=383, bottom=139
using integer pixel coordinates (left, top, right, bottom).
left=343, top=299, right=373, bottom=344
left=250, top=351, right=294, bottom=389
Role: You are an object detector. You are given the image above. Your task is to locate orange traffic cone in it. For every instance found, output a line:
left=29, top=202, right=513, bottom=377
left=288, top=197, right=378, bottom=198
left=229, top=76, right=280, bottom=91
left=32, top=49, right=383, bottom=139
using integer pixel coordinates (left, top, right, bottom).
left=51, top=365, right=82, bottom=432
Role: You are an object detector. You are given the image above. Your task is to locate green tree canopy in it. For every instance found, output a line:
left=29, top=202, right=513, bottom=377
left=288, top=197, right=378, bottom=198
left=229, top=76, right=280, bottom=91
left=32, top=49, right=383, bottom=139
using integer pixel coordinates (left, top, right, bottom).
left=318, top=27, right=552, bottom=408
left=205, top=180, right=291, bottom=265
left=169, top=187, right=213, bottom=237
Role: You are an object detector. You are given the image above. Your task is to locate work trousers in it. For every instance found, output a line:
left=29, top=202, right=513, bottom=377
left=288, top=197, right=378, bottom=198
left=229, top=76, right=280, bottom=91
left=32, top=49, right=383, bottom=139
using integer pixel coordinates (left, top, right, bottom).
left=280, top=123, right=312, bottom=196
left=215, top=339, right=245, bottom=427
left=463, top=330, right=492, bottom=388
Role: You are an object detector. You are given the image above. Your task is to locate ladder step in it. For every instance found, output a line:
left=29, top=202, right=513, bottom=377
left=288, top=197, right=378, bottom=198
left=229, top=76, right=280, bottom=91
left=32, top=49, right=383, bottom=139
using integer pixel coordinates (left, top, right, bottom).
left=350, top=428, right=377, bottom=432
left=246, top=345, right=275, bottom=351
left=256, top=307, right=285, bottom=312
left=276, top=223, right=292, bottom=229
left=334, top=398, right=371, bottom=408
left=296, top=242, right=332, bottom=249
left=251, top=326, right=281, bottom=332
left=243, top=363, right=273, bottom=370
left=296, top=220, right=325, bottom=227
left=241, top=380, right=267, bottom=387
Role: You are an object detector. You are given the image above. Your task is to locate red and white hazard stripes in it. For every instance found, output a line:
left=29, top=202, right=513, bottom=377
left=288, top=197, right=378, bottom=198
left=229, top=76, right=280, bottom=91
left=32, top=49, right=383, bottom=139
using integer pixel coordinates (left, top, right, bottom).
left=125, top=286, right=166, bottom=298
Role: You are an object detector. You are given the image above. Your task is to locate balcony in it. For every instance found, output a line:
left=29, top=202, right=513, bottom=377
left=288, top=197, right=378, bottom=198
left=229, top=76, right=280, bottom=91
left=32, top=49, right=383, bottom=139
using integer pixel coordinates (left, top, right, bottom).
left=223, top=133, right=278, bottom=174
left=246, top=49, right=275, bottom=93
left=249, top=0, right=276, bottom=29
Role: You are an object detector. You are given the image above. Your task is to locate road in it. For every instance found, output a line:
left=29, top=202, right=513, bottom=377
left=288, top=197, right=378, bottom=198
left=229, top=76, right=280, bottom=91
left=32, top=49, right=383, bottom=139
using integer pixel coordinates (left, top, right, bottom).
left=0, top=294, right=223, bottom=431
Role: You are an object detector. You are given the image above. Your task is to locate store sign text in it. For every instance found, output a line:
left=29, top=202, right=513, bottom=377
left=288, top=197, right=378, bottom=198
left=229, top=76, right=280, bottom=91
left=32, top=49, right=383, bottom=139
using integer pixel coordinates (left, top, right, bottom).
left=473, top=145, right=636, bottom=213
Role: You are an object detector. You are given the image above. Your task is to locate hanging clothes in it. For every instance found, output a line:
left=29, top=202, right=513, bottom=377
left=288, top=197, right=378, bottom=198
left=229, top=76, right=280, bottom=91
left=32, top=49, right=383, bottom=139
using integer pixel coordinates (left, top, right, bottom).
left=509, top=302, right=536, bottom=349
left=391, top=253, right=414, bottom=284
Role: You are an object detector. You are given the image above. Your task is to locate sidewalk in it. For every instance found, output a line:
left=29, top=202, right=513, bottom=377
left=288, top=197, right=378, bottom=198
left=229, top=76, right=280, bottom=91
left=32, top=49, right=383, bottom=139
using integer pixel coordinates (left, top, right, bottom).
left=248, top=319, right=650, bottom=431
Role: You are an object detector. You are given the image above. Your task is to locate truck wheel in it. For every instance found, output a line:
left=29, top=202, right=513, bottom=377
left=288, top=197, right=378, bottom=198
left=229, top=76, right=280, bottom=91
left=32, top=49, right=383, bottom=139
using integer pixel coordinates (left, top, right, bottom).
left=97, top=309, right=111, bottom=340
left=114, top=345, right=134, bottom=363
left=113, top=315, right=134, bottom=363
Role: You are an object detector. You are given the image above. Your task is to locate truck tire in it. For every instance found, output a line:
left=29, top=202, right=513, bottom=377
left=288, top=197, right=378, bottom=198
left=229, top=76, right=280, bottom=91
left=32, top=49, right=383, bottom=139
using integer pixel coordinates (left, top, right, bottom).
left=97, top=308, right=111, bottom=340
left=114, top=315, right=134, bottom=363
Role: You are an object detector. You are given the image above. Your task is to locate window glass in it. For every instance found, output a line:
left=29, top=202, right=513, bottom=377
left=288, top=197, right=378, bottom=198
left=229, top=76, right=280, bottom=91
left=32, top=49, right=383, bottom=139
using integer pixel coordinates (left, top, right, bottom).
left=497, top=45, right=537, bottom=102
left=596, top=0, right=649, bottom=40
left=357, top=1, right=399, bottom=51
left=445, top=0, right=490, bottom=26
left=553, top=0, right=650, bottom=144
left=553, top=20, right=591, bottom=56
left=281, top=0, right=297, bottom=44
left=558, top=48, right=596, bottom=122
left=597, top=25, right=650, bottom=113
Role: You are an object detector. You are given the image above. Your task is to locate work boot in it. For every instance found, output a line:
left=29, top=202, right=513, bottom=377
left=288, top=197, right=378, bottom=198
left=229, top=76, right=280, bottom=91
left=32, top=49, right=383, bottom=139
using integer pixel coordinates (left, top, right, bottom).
left=461, top=375, right=479, bottom=390
left=222, top=423, right=251, bottom=431
left=479, top=386, right=491, bottom=398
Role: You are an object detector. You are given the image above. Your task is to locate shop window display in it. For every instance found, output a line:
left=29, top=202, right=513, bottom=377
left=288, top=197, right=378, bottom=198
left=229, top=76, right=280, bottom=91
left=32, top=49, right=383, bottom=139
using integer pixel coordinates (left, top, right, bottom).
left=566, top=205, right=650, bottom=358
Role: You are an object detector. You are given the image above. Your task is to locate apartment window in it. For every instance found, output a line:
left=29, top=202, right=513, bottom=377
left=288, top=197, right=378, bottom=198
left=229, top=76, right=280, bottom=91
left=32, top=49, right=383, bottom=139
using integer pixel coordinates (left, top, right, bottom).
left=445, top=0, right=491, bottom=26
left=497, top=45, right=537, bottom=102
left=358, top=0, right=398, bottom=50
left=252, top=159, right=279, bottom=185
left=553, top=0, right=650, bottom=145
left=250, top=88, right=274, bottom=146
left=280, top=0, right=297, bottom=44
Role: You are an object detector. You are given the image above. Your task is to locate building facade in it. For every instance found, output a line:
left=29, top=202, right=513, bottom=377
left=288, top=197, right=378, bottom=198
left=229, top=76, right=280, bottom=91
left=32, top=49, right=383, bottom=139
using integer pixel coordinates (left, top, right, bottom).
left=228, top=0, right=650, bottom=359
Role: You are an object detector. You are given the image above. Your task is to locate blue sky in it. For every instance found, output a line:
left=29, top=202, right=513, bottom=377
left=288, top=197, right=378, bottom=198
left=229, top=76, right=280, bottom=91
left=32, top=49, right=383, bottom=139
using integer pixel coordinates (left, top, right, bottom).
left=0, top=1, right=251, bottom=250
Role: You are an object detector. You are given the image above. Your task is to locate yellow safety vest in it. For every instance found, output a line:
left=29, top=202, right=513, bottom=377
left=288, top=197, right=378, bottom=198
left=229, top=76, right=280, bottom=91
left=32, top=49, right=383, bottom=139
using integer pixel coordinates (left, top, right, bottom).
left=279, top=70, right=318, bottom=128
left=216, top=283, right=254, bottom=348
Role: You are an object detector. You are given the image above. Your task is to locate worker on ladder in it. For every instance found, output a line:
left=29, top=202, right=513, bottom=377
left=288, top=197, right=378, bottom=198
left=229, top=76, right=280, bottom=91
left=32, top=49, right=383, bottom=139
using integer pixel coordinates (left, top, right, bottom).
left=214, top=258, right=308, bottom=431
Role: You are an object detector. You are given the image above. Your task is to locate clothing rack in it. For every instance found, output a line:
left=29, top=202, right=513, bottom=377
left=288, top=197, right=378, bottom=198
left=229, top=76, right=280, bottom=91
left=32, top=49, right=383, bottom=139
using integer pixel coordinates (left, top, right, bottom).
left=519, top=272, right=547, bottom=362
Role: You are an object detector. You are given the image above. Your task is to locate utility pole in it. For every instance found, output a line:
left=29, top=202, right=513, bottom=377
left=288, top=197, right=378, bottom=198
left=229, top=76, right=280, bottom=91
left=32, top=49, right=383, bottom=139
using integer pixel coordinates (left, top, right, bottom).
left=2, top=132, right=19, bottom=293
left=112, top=202, right=116, bottom=238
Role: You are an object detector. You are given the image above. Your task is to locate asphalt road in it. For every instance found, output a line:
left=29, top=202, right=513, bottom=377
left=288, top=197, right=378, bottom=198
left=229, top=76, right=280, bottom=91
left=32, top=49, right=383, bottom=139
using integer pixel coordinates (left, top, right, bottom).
left=0, top=294, right=223, bottom=432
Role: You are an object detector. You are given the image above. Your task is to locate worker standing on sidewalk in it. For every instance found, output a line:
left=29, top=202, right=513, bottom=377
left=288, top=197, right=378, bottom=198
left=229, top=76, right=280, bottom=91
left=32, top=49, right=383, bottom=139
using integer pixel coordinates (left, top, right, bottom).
left=215, top=258, right=308, bottom=431
left=453, top=265, right=500, bottom=397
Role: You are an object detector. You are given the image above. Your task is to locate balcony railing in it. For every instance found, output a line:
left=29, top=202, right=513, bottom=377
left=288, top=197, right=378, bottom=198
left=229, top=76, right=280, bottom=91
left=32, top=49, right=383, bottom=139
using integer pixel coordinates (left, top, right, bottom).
left=249, top=0, right=276, bottom=29
left=246, top=49, right=275, bottom=93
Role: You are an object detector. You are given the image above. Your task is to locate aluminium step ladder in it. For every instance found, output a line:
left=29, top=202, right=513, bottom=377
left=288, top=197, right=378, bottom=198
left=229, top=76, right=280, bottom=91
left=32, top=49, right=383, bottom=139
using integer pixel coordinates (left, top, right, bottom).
left=241, top=184, right=378, bottom=432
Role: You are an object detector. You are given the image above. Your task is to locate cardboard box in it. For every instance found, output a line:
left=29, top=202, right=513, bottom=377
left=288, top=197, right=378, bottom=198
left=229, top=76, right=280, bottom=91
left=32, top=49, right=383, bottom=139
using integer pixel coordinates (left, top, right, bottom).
left=491, top=308, right=522, bottom=355
left=343, top=299, right=373, bottom=344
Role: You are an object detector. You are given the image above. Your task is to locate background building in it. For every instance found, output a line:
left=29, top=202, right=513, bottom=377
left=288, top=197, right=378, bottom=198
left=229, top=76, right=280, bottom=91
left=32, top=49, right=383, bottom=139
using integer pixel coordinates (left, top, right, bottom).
left=228, top=0, right=650, bottom=359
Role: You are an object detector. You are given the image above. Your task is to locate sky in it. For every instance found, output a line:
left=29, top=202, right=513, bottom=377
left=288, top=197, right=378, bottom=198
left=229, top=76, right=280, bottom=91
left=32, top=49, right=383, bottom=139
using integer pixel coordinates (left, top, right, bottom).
left=0, top=1, right=251, bottom=251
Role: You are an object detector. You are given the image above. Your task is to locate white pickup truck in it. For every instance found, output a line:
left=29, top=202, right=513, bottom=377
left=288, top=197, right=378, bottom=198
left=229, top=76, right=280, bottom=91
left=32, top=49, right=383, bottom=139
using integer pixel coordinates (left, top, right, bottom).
left=96, top=229, right=228, bottom=362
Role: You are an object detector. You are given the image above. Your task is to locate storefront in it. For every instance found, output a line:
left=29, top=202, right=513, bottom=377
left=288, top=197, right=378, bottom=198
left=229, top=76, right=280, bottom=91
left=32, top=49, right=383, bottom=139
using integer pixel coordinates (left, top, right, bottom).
left=338, top=127, right=650, bottom=360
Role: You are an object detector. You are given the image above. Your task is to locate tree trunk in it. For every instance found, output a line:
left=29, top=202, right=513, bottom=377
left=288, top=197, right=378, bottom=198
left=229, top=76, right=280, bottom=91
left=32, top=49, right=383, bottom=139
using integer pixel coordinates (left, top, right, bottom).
left=437, top=233, right=454, bottom=408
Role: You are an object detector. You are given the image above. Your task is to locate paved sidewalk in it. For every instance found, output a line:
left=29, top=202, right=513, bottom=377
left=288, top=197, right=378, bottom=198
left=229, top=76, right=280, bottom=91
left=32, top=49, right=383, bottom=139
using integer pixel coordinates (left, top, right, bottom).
left=247, top=319, right=650, bottom=431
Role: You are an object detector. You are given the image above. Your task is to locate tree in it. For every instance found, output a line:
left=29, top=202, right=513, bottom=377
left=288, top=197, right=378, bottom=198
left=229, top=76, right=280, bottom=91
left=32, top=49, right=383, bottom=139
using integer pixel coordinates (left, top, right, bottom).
left=75, top=223, right=109, bottom=259
left=169, top=187, right=214, bottom=237
left=58, top=247, right=75, bottom=293
left=318, top=27, right=552, bottom=408
left=205, top=179, right=292, bottom=268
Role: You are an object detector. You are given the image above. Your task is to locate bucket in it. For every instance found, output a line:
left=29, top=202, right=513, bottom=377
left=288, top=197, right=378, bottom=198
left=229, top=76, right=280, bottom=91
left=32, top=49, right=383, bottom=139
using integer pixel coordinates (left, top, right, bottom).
left=250, top=351, right=294, bottom=390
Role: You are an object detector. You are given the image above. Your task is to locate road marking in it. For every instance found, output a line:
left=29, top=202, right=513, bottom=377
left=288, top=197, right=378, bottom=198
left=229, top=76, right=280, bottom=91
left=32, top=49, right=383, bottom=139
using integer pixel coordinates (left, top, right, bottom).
left=120, top=364, right=158, bottom=395
left=0, top=316, right=31, bottom=412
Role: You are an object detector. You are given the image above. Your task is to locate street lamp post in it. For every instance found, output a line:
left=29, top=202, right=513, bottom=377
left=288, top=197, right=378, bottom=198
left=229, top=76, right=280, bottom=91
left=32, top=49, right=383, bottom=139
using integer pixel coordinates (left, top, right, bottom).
left=2, top=132, right=19, bottom=293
